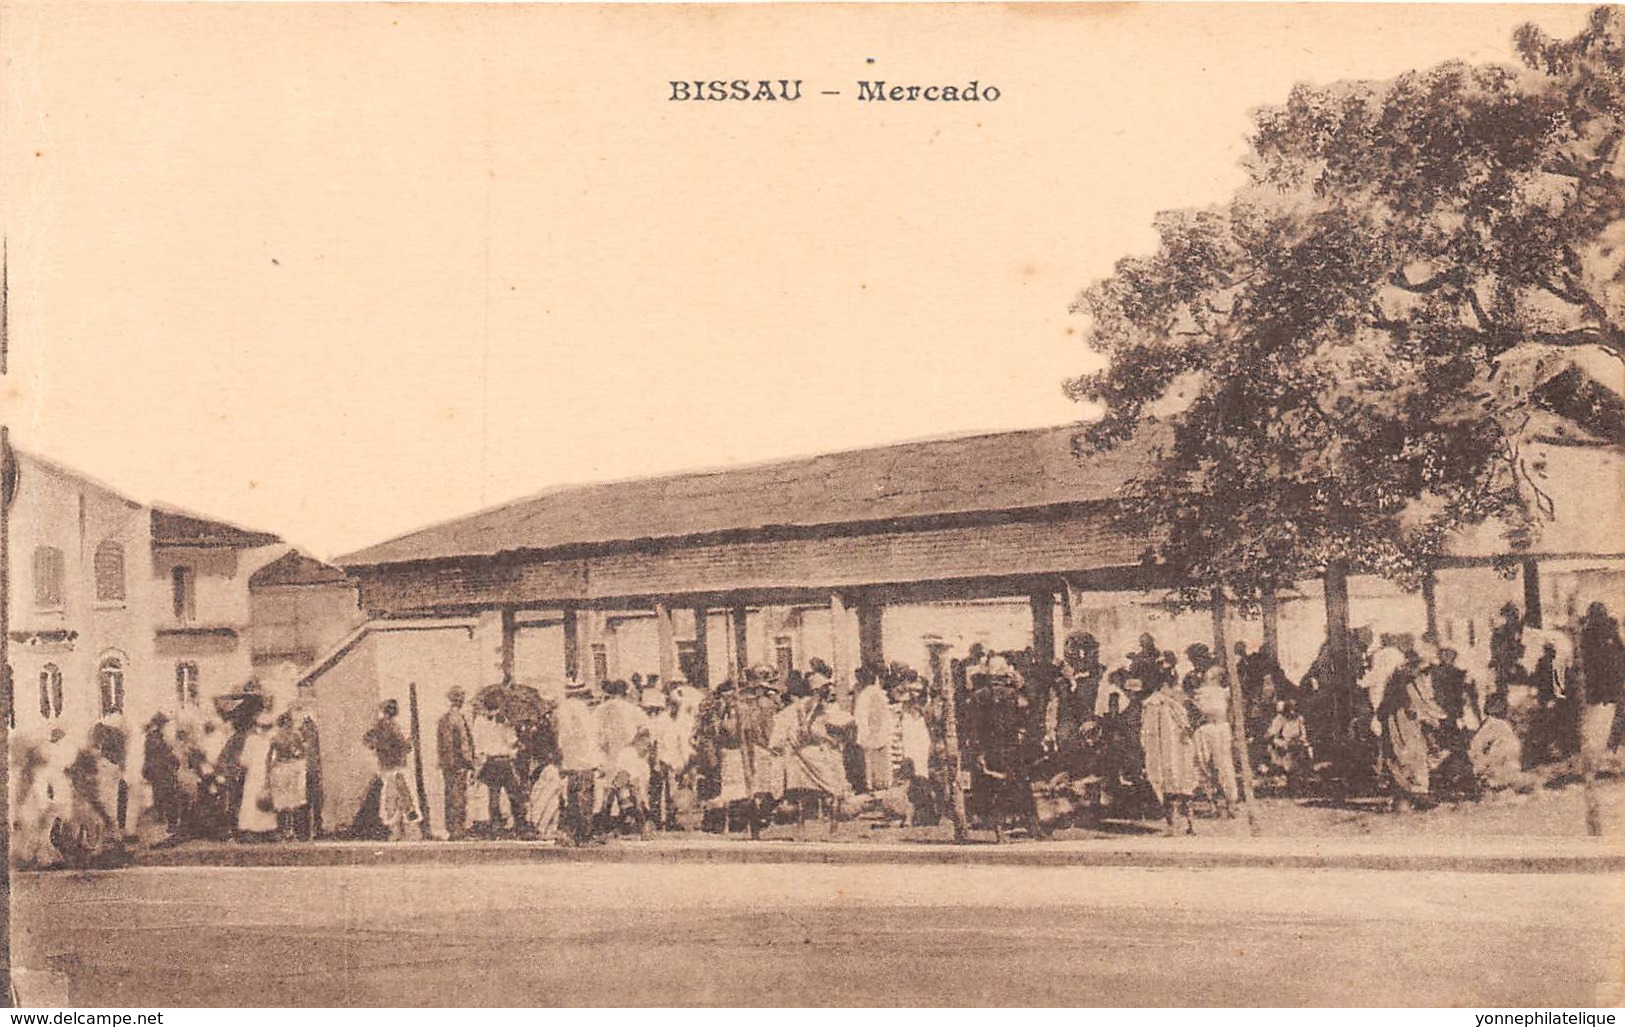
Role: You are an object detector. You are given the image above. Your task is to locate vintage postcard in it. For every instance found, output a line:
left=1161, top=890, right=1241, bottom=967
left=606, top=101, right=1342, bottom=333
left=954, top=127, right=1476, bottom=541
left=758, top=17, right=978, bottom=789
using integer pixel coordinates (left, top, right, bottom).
left=0, top=0, right=1622, bottom=1009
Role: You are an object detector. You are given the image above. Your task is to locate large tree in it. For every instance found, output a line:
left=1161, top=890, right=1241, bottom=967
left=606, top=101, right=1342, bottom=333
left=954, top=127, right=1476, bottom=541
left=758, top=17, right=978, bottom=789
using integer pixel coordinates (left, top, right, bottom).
left=1069, top=8, right=1625, bottom=729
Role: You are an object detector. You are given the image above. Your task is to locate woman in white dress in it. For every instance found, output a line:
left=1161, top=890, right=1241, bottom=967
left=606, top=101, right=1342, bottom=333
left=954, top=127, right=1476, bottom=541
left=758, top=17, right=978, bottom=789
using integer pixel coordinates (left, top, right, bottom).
left=236, top=714, right=279, bottom=838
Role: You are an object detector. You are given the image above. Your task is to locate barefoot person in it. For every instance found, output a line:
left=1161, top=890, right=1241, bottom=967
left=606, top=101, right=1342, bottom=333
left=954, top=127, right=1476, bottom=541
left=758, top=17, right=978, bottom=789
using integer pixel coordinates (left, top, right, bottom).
left=1140, top=674, right=1198, bottom=834
left=363, top=699, right=420, bottom=840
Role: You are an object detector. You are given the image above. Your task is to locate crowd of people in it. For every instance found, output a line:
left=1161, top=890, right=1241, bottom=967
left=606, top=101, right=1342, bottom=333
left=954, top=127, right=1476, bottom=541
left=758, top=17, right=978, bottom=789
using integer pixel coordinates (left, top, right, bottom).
left=12, top=598, right=1623, bottom=863
left=12, top=683, right=324, bottom=868
left=342, top=598, right=1625, bottom=843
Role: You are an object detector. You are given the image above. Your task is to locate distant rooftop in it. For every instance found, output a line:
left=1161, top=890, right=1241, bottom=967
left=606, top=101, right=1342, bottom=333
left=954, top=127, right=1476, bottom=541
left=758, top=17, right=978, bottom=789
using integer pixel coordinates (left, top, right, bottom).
left=151, top=507, right=282, bottom=549
left=338, top=424, right=1167, bottom=568
left=249, top=549, right=349, bottom=587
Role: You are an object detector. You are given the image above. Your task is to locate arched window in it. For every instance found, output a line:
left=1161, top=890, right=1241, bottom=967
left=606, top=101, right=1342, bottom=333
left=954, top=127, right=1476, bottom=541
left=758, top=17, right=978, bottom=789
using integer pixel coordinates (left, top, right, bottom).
left=175, top=662, right=199, bottom=708
left=98, top=655, right=125, bottom=716
left=38, top=664, right=62, bottom=720
left=94, top=541, right=126, bottom=603
left=33, top=547, right=64, bottom=608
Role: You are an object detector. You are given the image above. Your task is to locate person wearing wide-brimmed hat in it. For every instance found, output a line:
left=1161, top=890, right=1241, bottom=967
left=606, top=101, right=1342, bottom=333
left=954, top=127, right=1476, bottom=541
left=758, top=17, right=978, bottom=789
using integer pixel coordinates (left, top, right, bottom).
left=141, top=712, right=183, bottom=838
left=437, top=686, right=477, bottom=840
left=557, top=679, right=604, bottom=844
left=963, top=663, right=1041, bottom=841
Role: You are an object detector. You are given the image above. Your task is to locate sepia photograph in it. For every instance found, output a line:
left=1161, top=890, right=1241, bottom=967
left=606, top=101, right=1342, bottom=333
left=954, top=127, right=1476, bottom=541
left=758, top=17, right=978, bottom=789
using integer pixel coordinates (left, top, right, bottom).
left=0, top=0, right=1622, bottom=1009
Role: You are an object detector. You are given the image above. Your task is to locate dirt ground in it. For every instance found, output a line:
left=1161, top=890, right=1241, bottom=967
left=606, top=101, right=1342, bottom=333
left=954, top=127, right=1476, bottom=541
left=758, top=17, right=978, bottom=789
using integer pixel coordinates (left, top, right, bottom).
left=738, top=770, right=1625, bottom=845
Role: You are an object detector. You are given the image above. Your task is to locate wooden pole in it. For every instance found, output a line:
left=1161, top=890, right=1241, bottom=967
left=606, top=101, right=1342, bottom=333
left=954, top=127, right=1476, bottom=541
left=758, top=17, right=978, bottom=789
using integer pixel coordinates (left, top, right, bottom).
left=407, top=681, right=431, bottom=838
left=1564, top=618, right=1603, bottom=837
left=1212, top=589, right=1259, bottom=834
left=726, top=606, right=757, bottom=835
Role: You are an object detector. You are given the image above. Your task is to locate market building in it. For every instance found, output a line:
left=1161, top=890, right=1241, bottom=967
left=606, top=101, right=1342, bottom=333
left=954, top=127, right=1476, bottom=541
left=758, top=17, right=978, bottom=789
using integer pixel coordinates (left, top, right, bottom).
left=307, top=421, right=1624, bottom=836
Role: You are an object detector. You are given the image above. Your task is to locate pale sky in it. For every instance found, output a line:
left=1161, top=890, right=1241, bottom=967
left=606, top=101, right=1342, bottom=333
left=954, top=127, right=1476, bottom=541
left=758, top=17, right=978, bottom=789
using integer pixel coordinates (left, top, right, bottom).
left=0, top=3, right=1595, bottom=561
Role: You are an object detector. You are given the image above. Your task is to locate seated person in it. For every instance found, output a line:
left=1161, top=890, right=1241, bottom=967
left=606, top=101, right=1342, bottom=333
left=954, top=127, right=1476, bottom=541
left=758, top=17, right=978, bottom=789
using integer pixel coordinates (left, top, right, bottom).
left=1469, top=693, right=1535, bottom=794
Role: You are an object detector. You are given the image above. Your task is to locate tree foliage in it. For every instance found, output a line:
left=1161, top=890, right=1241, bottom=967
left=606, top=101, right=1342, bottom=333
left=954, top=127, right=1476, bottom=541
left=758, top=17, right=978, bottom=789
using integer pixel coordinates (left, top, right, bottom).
left=1069, top=7, right=1625, bottom=608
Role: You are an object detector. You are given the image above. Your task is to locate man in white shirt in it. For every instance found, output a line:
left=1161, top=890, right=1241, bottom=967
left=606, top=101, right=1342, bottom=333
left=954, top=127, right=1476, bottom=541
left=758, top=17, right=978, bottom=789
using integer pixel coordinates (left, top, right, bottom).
left=471, top=693, right=525, bottom=833
left=853, top=667, right=894, bottom=793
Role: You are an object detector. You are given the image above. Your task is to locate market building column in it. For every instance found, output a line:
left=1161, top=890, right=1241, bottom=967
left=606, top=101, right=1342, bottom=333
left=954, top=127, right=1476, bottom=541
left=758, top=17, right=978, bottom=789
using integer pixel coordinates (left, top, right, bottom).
left=500, top=606, right=517, bottom=686
left=691, top=606, right=710, bottom=687
left=1030, top=591, right=1056, bottom=665
left=654, top=601, right=678, bottom=684
left=857, top=599, right=884, bottom=670
left=730, top=604, right=750, bottom=680
left=562, top=606, right=582, bottom=682
left=829, top=591, right=857, bottom=701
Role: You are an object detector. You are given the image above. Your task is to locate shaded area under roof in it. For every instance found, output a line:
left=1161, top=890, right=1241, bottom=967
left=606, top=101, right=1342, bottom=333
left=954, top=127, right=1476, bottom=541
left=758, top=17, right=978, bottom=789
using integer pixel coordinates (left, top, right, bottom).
left=339, top=424, right=1168, bottom=568
left=152, top=507, right=282, bottom=549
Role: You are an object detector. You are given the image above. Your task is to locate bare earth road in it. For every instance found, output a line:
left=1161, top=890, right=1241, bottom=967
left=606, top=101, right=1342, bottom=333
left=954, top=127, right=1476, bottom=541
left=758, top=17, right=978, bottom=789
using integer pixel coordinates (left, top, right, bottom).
left=13, top=862, right=1624, bottom=1006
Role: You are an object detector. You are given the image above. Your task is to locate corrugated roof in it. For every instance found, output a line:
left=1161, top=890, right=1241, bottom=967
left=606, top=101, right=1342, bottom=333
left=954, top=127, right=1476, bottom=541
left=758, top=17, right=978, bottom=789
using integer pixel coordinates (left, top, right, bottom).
left=338, top=423, right=1166, bottom=568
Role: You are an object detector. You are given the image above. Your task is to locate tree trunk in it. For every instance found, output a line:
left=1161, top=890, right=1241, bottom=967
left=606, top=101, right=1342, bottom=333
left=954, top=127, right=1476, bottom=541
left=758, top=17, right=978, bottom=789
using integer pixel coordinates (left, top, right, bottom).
left=928, top=643, right=968, bottom=843
left=1212, top=589, right=1259, bottom=834
left=1261, top=587, right=1280, bottom=658
left=1422, top=572, right=1438, bottom=643
left=1522, top=558, right=1544, bottom=630
left=1324, top=560, right=1354, bottom=739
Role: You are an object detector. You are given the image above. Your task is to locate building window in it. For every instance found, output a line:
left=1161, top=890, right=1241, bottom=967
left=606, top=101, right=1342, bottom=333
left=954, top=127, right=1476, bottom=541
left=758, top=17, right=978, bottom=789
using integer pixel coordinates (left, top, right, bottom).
left=774, top=636, right=794, bottom=678
left=591, top=644, right=609, bottom=685
left=171, top=565, right=196, bottom=622
left=176, top=662, right=200, bottom=708
left=33, top=547, right=64, bottom=609
left=38, top=664, right=62, bottom=720
left=93, top=541, right=126, bottom=603
left=98, top=656, right=125, bottom=716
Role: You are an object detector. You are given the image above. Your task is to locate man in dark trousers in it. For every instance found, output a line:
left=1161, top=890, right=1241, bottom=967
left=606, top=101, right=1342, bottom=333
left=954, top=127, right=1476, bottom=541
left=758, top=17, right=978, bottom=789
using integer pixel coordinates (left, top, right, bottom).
left=437, top=687, right=477, bottom=840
